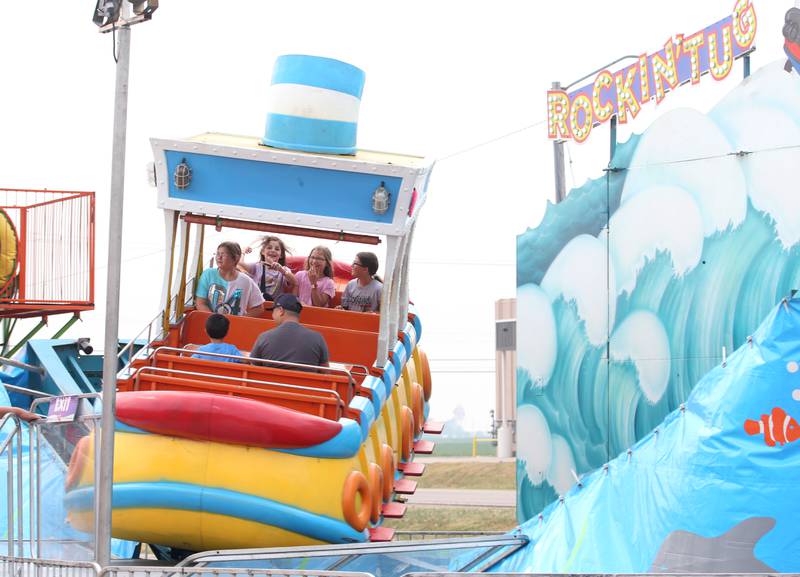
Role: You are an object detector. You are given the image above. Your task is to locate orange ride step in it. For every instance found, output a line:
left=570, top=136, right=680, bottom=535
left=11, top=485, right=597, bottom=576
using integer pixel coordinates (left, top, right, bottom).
left=369, top=526, right=395, bottom=542
left=413, top=440, right=435, bottom=454
left=381, top=501, right=406, bottom=518
left=423, top=421, right=444, bottom=434
left=398, top=461, right=425, bottom=476
left=394, top=478, right=417, bottom=494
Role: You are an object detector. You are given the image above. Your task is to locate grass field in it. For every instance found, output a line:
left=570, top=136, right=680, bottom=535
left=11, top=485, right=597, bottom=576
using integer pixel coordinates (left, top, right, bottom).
left=384, top=458, right=519, bottom=533
left=424, top=437, right=497, bottom=457
left=415, top=461, right=516, bottom=490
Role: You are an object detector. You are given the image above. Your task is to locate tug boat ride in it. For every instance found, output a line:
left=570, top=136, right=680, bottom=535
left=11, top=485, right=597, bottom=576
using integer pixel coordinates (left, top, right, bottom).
left=63, top=55, right=440, bottom=552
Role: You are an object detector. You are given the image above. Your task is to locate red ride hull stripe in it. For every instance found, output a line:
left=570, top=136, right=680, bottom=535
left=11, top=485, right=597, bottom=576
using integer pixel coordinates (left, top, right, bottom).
left=116, top=391, right=342, bottom=449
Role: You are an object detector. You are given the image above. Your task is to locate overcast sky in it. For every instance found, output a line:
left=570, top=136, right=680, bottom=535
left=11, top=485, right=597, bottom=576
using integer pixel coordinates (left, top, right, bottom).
left=0, top=1, right=791, bottom=430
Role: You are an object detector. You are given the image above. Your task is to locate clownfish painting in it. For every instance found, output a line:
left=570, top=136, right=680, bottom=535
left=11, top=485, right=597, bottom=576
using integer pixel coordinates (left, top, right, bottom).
left=744, top=406, right=800, bottom=446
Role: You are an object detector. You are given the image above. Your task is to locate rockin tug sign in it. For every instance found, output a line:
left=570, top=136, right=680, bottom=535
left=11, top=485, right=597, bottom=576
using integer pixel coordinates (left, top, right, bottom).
left=547, top=0, right=757, bottom=144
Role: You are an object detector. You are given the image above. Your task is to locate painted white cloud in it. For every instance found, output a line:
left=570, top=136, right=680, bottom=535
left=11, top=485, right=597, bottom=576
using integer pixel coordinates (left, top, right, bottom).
left=606, top=185, right=704, bottom=296
left=546, top=434, right=576, bottom=496
left=621, top=108, right=747, bottom=237
left=711, top=60, right=800, bottom=128
left=709, top=104, right=800, bottom=249
left=516, top=404, right=552, bottom=487
left=610, top=310, right=671, bottom=404
left=541, top=234, right=615, bottom=346
left=517, top=284, right=558, bottom=387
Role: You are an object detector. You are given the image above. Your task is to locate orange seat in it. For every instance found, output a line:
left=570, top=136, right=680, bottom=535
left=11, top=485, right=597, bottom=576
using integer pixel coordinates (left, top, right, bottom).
left=126, top=368, right=345, bottom=421
left=150, top=351, right=356, bottom=404
left=115, top=309, right=391, bottom=425
left=179, top=310, right=380, bottom=368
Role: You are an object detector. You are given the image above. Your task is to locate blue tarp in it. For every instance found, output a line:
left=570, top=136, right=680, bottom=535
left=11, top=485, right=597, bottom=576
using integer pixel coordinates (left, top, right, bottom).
left=493, top=297, right=800, bottom=572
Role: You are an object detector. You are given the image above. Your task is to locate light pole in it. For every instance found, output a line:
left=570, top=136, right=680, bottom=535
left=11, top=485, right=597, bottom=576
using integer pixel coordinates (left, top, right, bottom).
left=93, top=0, right=157, bottom=566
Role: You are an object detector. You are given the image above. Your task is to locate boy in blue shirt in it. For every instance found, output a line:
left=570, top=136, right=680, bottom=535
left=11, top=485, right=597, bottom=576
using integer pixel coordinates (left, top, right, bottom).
left=192, top=313, right=243, bottom=362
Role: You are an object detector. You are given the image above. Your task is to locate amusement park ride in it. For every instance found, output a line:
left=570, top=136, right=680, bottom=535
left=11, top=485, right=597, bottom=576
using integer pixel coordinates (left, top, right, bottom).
left=61, top=54, right=443, bottom=550
left=3, top=0, right=800, bottom=575
left=2, top=1, right=447, bottom=564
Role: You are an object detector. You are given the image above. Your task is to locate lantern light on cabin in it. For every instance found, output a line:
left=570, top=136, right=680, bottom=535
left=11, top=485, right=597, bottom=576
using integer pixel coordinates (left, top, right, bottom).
left=173, top=159, right=192, bottom=190
left=372, top=182, right=390, bottom=215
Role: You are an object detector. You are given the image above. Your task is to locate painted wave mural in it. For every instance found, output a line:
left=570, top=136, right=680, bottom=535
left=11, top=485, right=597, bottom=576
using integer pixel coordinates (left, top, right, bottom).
left=496, top=296, right=800, bottom=572
left=516, top=60, right=800, bottom=519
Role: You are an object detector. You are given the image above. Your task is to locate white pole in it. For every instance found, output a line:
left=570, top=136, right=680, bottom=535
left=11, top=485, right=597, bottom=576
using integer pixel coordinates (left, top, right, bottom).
left=96, top=16, right=131, bottom=567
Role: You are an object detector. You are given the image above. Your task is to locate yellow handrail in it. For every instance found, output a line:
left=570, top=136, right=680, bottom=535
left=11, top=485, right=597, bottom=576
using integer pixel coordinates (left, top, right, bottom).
left=472, top=436, right=495, bottom=457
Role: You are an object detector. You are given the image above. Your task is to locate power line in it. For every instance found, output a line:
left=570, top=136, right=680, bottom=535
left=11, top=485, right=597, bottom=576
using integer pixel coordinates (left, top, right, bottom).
left=622, top=142, right=800, bottom=171
left=431, top=370, right=496, bottom=374
left=411, top=260, right=515, bottom=267
left=430, top=357, right=494, bottom=361
left=437, top=119, right=547, bottom=162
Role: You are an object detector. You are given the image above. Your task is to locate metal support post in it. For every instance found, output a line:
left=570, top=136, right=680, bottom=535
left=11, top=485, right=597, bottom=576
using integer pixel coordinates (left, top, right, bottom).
left=97, top=18, right=132, bottom=568
left=552, top=83, right=566, bottom=204
left=7, top=319, right=47, bottom=358
left=609, top=116, right=618, bottom=162
left=743, top=53, right=751, bottom=78
left=377, top=236, right=400, bottom=366
left=51, top=313, right=81, bottom=339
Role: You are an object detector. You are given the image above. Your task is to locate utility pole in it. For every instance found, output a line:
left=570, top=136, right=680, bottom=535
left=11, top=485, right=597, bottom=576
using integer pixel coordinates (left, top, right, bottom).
left=96, top=10, right=130, bottom=568
left=93, top=0, right=157, bottom=566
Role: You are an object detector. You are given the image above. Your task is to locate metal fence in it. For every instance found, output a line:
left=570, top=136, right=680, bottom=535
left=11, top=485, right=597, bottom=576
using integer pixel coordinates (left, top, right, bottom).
left=1, top=414, right=29, bottom=558
left=0, top=562, right=376, bottom=577
left=1, top=396, right=103, bottom=562
left=3, top=560, right=800, bottom=577
left=29, top=396, right=101, bottom=560
left=100, top=569, right=375, bottom=577
left=401, top=574, right=800, bottom=577
left=179, top=534, right=528, bottom=577
left=0, top=556, right=100, bottom=577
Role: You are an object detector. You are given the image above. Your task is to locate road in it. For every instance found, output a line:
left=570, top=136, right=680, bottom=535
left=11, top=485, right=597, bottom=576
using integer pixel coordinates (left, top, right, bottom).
left=406, top=488, right=516, bottom=508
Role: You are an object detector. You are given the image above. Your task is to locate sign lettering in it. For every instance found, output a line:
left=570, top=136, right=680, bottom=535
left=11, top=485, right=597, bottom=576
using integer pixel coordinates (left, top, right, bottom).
left=547, top=0, right=756, bottom=143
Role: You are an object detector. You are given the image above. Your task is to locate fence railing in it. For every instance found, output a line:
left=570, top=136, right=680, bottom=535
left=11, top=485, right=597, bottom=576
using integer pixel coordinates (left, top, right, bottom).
left=181, top=534, right=528, bottom=570
left=1, top=394, right=103, bottom=561
left=99, top=569, right=375, bottom=577
left=401, top=574, right=800, bottom=577
left=116, top=279, right=195, bottom=380
left=3, top=560, right=800, bottom=577
left=0, top=560, right=376, bottom=577
left=471, top=436, right=496, bottom=457
left=0, top=556, right=100, bottom=577
left=0, top=413, right=35, bottom=557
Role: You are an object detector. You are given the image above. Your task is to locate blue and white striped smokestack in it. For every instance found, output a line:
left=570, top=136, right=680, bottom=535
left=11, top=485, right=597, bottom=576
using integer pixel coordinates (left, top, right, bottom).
left=262, top=55, right=365, bottom=155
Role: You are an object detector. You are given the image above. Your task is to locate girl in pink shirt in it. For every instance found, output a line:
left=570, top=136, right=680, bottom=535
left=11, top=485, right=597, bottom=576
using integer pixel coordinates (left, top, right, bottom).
left=295, top=246, right=336, bottom=307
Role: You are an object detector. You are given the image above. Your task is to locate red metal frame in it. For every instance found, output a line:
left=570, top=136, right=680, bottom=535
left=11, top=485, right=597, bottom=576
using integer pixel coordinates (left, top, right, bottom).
left=182, top=213, right=382, bottom=245
left=0, top=188, right=95, bottom=318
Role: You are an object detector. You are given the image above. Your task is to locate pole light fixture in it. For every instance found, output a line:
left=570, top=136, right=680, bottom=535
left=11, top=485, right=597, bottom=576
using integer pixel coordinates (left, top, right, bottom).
left=92, top=0, right=158, bottom=31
